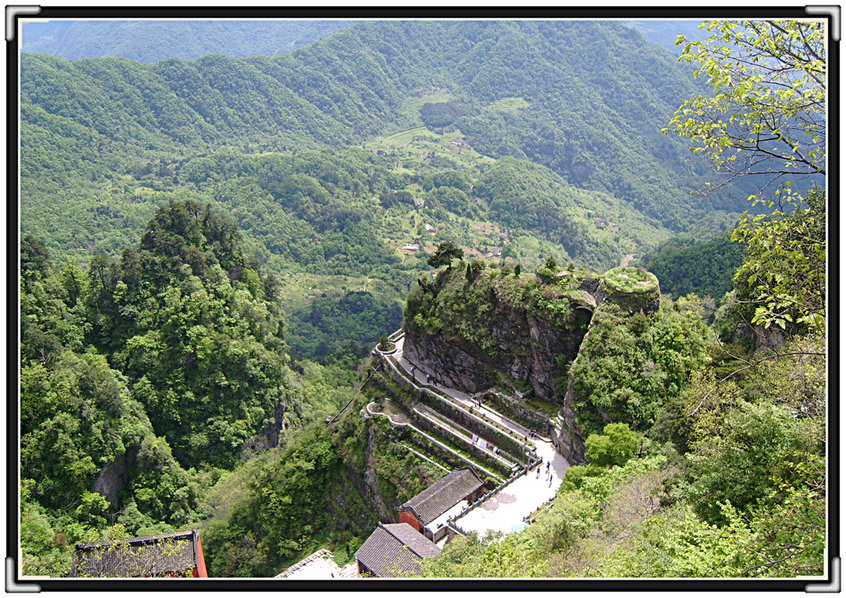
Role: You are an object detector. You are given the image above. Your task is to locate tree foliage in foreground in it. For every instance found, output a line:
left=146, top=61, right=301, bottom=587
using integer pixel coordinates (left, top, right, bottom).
left=669, top=19, right=826, bottom=189
left=668, top=19, right=827, bottom=337
left=732, top=186, right=826, bottom=333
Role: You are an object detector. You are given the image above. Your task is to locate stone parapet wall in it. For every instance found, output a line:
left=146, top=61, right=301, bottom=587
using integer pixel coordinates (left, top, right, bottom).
left=366, top=370, right=513, bottom=479
left=378, top=357, right=528, bottom=462
left=599, top=267, right=661, bottom=315
left=480, top=391, right=549, bottom=435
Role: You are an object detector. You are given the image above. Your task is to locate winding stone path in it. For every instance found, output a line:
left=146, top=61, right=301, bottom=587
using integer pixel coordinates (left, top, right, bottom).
left=386, top=332, right=571, bottom=538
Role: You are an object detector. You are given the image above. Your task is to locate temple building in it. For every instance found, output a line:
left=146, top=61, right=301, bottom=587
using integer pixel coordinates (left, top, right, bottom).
left=354, top=523, right=441, bottom=577
left=70, top=530, right=207, bottom=578
left=397, top=467, right=485, bottom=542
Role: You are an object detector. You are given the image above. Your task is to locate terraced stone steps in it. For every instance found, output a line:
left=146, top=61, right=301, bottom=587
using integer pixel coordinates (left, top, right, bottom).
left=383, top=351, right=534, bottom=455
left=413, top=404, right=519, bottom=469
left=365, top=400, right=506, bottom=482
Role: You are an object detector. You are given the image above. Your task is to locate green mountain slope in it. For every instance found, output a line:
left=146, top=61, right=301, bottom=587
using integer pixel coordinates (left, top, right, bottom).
left=21, top=20, right=748, bottom=224
left=639, top=231, right=746, bottom=301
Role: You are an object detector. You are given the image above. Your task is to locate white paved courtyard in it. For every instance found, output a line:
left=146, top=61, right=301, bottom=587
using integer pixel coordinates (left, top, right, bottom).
left=275, top=549, right=359, bottom=579
left=453, top=436, right=568, bottom=537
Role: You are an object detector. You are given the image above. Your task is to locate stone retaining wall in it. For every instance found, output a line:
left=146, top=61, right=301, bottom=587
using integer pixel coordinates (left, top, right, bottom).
left=366, top=373, right=512, bottom=479
left=379, top=356, right=529, bottom=463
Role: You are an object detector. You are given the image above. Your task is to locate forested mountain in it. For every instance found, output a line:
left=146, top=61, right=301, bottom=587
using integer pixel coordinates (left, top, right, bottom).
left=638, top=231, right=745, bottom=301
left=20, top=19, right=757, bottom=367
left=22, top=19, right=744, bottom=365
left=20, top=18, right=705, bottom=62
left=21, top=19, right=356, bottom=62
left=21, top=20, right=750, bottom=249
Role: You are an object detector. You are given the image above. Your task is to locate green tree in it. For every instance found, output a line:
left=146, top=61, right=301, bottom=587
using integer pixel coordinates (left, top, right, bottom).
left=732, top=186, right=825, bottom=332
left=20, top=235, right=51, bottom=285
left=687, top=397, right=820, bottom=524
left=585, top=423, right=638, bottom=467
left=427, top=241, right=463, bottom=270
left=536, top=256, right=559, bottom=284
left=421, top=533, right=547, bottom=577
left=668, top=19, right=827, bottom=336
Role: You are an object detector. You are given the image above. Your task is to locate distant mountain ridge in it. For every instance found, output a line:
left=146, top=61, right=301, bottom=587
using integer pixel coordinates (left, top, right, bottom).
left=623, top=19, right=709, bottom=52
left=21, top=19, right=356, bottom=62
left=21, top=18, right=707, bottom=62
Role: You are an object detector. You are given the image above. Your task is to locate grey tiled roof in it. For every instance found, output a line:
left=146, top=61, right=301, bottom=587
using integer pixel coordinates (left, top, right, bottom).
left=399, top=467, right=484, bottom=525
left=354, top=523, right=441, bottom=577
left=70, top=531, right=199, bottom=578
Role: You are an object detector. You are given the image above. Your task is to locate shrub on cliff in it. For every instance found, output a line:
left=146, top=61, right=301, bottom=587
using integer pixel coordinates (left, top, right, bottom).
left=570, top=296, right=712, bottom=435
left=585, top=423, right=638, bottom=467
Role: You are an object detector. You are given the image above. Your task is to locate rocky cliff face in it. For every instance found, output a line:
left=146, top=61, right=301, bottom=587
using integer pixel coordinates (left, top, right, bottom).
left=550, top=383, right=588, bottom=465
left=93, top=448, right=136, bottom=506
left=403, top=268, right=594, bottom=402
left=402, top=265, right=661, bottom=462
left=403, top=306, right=592, bottom=402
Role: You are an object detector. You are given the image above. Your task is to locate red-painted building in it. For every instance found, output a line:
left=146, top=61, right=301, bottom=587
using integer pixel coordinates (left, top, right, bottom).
left=70, top=530, right=208, bottom=578
left=398, top=467, right=485, bottom=541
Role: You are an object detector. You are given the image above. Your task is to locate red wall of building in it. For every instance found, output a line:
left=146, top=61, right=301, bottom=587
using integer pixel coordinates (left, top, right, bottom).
left=194, top=535, right=208, bottom=578
left=398, top=511, right=422, bottom=531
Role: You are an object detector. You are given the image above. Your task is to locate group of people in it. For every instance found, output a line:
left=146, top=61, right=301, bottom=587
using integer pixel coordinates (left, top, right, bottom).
left=428, top=373, right=447, bottom=386
left=535, top=460, right=554, bottom=484
left=409, top=365, right=445, bottom=387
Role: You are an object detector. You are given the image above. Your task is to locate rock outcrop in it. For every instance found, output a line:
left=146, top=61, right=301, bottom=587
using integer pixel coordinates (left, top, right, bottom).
left=93, top=448, right=137, bottom=506
left=402, top=264, right=662, bottom=463
left=403, top=270, right=593, bottom=402
left=600, top=266, right=660, bottom=314
left=550, top=383, right=587, bottom=465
